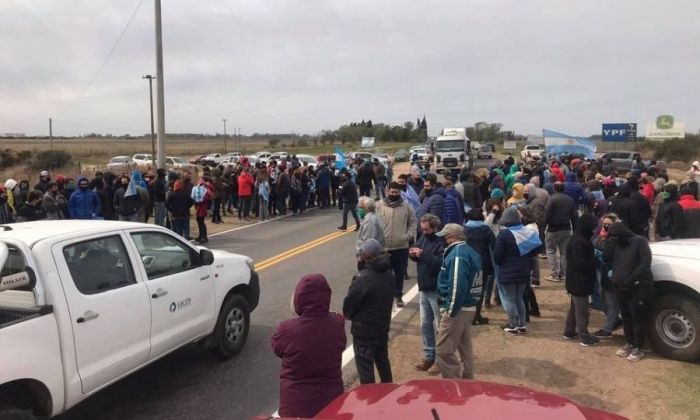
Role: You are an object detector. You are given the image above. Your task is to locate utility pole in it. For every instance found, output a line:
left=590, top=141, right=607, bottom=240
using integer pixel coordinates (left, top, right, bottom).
left=48, top=118, right=53, bottom=150
left=143, top=75, right=157, bottom=168
left=222, top=118, right=227, bottom=153
left=154, top=0, right=166, bottom=169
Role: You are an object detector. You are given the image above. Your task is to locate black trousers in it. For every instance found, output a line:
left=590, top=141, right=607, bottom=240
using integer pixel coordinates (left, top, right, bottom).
left=239, top=196, right=252, bottom=219
left=196, top=216, right=207, bottom=240
left=353, top=339, right=392, bottom=384
left=616, top=290, right=652, bottom=348
left=523, top=285, right=540, bottom=321
left=318, top=187, right=330, bottom=208
left=359, top=184, right=372, bottom=197
left=211, top=197, right=222, bottom=222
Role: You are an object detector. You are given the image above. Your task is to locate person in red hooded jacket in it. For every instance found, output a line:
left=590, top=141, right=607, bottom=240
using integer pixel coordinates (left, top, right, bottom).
left=551, top=163, right=565, bottom=182
left=237, top=167, right=255, bottom=220
left=678, top=186, right=700, bottom=238
left=271, top=274, right=346, bottom=418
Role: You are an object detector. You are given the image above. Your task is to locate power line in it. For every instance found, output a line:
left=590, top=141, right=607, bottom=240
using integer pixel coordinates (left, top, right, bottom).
left=56, top=0, right=146, bottom=118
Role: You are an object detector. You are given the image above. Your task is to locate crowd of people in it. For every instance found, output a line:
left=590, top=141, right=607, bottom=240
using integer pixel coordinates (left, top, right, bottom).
left=270, top=153, right=700, bottom=418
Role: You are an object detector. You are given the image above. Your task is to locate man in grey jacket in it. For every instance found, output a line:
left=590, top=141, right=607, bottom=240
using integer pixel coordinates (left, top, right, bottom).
left=42, top=182, right=67, bottom=220
left=356, top=196, right=385, bottom=269
left=376, top=181, right=417, bottom=307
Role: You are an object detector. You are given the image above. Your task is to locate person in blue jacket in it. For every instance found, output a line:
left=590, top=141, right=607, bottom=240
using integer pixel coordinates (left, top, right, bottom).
left=434, top=223, right=482, bottom=379
left=68, top=176, right=101, bottom=219
left=564, top=172, right=587, bottom=205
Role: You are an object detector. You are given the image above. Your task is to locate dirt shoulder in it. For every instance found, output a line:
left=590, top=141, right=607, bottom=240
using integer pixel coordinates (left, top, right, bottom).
left=376, top=271, right=699, bottom=420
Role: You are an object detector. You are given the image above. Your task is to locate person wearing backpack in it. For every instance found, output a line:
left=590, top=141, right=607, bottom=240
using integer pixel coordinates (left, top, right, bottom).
left=192, top=179, right=212, bottom=243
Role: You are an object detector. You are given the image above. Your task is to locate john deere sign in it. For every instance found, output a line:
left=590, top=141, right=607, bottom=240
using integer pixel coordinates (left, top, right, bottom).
left=645, top=115, right=686, bottom=140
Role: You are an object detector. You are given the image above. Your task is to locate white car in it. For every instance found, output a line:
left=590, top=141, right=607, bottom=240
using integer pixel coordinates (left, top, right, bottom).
left=0, top=221, right=259, bottom=418
left=520, top=145, right=542, bottom=160
left=270, top=152, right=289, bottom=161
left=106, top=156, right=134, bottom=170
left=132, top=153, right=154, bottom=167
left=648, top=239, right=700, bottom=361
left=201, top=153, right=223, bottom=166
left=166, top=156, right=196, bottom=172
left=410, top=148, right=430, bottom=162
left=254, top=152, right=272, bottom=163
left=477, top=146, right=492, bottom=159
left=296, top=154, right=317, bottom=169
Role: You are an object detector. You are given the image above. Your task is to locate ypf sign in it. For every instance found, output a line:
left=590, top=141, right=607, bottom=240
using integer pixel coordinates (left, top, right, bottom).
left=602, top=123, right=637, bottom=142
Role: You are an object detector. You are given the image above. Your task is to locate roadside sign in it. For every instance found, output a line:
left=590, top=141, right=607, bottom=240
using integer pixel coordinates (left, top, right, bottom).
left=361, top=137, right=375, bottom=148
left=503, top=141, right=517, bottom=150
left=602, top=123, right=636, bottom=142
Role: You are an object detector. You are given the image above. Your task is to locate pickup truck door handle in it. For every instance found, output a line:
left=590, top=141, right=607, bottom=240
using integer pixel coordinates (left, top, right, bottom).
left=151, top=288, right=168, bottom=299
left=200, top=274, right=210, bottom=281
left=76, top=311, right=99, bottom=323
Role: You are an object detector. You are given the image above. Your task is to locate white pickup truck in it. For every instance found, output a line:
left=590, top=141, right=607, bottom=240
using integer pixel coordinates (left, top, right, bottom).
left=0, top=221, right=260, bottom=419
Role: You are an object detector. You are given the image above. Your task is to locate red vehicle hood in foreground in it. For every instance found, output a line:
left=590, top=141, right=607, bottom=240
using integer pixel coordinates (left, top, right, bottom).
left=275, top=379, right=626, bottom=420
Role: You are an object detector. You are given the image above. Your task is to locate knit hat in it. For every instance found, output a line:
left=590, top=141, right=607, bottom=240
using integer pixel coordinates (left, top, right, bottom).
left=361, top=238, right=383, bottom=258
left=490, top=188, right=505, bottom=199
left=4, top=179, right=17, bottom=191
left=500, top=207, right=522, bottom=226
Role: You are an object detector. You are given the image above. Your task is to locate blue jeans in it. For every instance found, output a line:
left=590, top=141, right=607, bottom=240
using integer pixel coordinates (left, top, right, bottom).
left=388, top=248, right=409, bottom=297
left=602, top=289, right=620, bottom=333
left=501, top=283, right=528, bottom=327
left=172, top=218, right=190, bottom=238
left=419, top=291, right=440, bottom=361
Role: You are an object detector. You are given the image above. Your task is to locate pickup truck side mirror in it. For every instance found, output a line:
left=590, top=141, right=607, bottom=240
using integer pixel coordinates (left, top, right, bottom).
left=200, top=249, right=215, bottom=266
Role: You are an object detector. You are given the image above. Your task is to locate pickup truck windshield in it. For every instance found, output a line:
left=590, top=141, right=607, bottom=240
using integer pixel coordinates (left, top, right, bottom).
left=436, top=140, right=465, bottom=152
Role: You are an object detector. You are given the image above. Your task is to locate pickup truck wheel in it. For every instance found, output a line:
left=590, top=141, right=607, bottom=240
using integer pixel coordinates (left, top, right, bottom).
left=0, top=408, right=36, bottom=420
left=209, top=294, right=250, bottom=360
left=648, top=294, right=700, bottom=362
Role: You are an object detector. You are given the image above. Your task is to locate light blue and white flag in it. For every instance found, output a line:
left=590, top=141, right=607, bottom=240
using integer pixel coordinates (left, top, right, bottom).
left=125, top=178, right=138, bottom=198
left=402, top=184, right=421, bottom=212
left=507, top=224, right=542, bottom=256
left=543, top=129, right=597, bottom=159
left=335, top=147, right=346, bottom=170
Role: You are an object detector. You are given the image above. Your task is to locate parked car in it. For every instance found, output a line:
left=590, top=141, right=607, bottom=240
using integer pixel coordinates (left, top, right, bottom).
left=189, top=154, right=208, bottom=165
left=165, top=156, right=196, bottom=172
left=271, top=379, right=625, bottom=419
left=132, top=153, right=154, bottom=167
left=520, top=144, right=542, bottom=160
left=372, top=153, right=391, bottom=168
left=254, top=152, right=272, bottom=164
left=106, top=156, right=134, bottom=170
left=270, top=151, right=289, bottom=161
left=477, top=145, right=492, bottom=159
left=410, top=147, right=430, bottom=162
left=648, top=239, right=700, bottom=361
left=296, top=154, right=318, bottom=169
left=200, top=153, right=223, bottom=166
left=0, top=221, right=259, bottom=418
left=486, top=143, right=497, bottom=152
left=316, top=154, right=336, bottom=166
left=226, top=152, right=243, bottom=163
left=601, top=151, right=643, bottom=172
left=392, top=149, right=409, bottom=162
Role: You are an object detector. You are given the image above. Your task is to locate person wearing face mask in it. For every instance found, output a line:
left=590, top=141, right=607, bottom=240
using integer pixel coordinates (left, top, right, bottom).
left=355, top=196, right=385, bottom=270
left=113, top=176, right=143, bottom=222
left=68, top=176, right=101, bottom=220
left=409, top=214, right=445, bottom=373
left=42, top=182, right=67, bottom=220
left=434, top=223, right=482, bottom=379
left=415, top=174, right=445, bottom=234
left=592, top=214, right=622, bottom=339
left=376, top=182, right=417, bottom=307
left=337, top=171, right=361, bottom=231
left=16, top=190, right=46, bottom=222
left=655, top=183, right=684, bottom=240
left=603, top=223, right=654, bottom=362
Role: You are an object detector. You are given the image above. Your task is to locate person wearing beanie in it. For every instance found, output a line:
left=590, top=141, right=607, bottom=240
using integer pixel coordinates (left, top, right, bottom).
left=484, top=188, right=506, bottom=238
left=506, top=183, right=526, bottom=208
left=343, top=238, right=394, bottom=384
left=493, top=207, right=542, bottom=335
left=34, top=170, right=51, bottom=193
left=4, top=179, right=17, bottom=213
left=272, top=274, right=346, bottom=418
left=166, top=180, right=194, bottom=238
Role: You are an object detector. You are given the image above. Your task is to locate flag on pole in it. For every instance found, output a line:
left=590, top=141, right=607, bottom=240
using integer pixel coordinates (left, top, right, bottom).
left=542, top=129, right=597, bottom=159
left=335, top=147, right=346, bottom=170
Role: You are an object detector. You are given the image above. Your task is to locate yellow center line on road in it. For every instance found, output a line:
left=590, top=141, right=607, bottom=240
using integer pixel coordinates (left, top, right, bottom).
left=254, top=228, right=357, bottom=272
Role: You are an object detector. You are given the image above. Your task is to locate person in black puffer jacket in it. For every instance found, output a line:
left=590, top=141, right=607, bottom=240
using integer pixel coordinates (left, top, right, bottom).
left=563, top=213, right=599, bottom=346
left=343, top=239, right=395, bottom=383
left=603, top=223, right=654, bottom=362
left=464, top=209, right=495, bottom=324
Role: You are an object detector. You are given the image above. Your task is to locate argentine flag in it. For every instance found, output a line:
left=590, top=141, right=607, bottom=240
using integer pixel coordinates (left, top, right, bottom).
left=507, top=225, right=542, bottom=256
left=543, top=129, right=597, bottom=159
left=335, top=147, right=346, bottom=170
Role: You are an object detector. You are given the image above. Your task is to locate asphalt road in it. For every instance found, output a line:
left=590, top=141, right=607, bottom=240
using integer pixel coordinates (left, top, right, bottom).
left=58, top=207, right=418, bottom=420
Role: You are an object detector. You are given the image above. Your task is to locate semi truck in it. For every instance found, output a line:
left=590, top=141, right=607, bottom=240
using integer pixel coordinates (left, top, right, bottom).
left=433, top=128, right=471, bottom=174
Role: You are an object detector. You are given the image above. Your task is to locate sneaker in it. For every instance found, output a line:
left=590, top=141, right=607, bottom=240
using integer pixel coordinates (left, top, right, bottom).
left=545, top=275, right=562, bottom=282
left=616, top=343, right=634, bottom=357
left=517, top=326, right=527, bottom=334
left=414, top=359, right=434, bottom=371
left=501, top=325, right=519, bottom=335
left=472, top=316, right=490, bottom=326
left=592, top=329, right=613, bottom=339
left=579, top=336, right=600, bottom=347
left=531, top=280, right=541, bottom=288
left=337, top=226, right=347, bottom=231
left=627, top=347, right=644, bottom=362
left=562, top=332, right=579, bottom=340
left=395, top=298, right=405, bottom=308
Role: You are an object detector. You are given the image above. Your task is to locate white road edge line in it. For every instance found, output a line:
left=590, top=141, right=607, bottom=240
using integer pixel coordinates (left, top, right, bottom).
left=271, top=283, right=420, bottom=418
left=208, top=212, right=296, bottom=238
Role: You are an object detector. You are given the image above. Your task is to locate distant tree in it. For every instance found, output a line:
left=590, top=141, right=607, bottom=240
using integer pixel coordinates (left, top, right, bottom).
left=367, top=119, right=372, bottom=128
left=420, top=115, right=427, bottom=130
left=268, top=138, right=280, bottom=148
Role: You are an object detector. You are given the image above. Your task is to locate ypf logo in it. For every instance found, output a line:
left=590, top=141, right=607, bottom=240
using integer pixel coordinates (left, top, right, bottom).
left=656, top=115, right=674, bottom=130
left=169, top=302, right=177, bottom=312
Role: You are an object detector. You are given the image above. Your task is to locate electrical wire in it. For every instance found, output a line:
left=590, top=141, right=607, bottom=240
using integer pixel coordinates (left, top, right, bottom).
left=55, top=0, right=146, bottom=118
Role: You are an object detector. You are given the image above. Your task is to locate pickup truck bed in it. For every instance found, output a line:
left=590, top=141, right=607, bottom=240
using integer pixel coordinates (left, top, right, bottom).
left=0, top=306, right=52, bottom=329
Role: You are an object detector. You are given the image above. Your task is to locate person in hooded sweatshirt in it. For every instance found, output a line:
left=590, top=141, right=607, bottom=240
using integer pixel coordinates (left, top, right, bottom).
left=656, top=183, right=684, bottom=240
left=603, top=223, right=654, bottom=362
left=678, top=186, right=700, bottom=238
left=611, top=177, right=651, bottom=238
left=0, top=186, right=13, bottom=224
left=69, top=176, right=101, bottom=219
left=343, top=239, right=395, bottom=384
left=493, top=207, right=542, bottom=335
left=564, top=171, right=587, bottom=205
left=442, top=180, right=464, bottom=225
left=272, top=274, right=346, bottom=418
left=563, top=213, right=600, bottom=347
left=166, top=180, right=194, bottom=238
left=416, top=174, right=446, bottom=233
left=113, top=175, right=142, bottom=222
left=356, top=196, right=385, bottom=270
left=464, top=210, right=495, bottom=323
left=506, top=182, right=527, bottom=208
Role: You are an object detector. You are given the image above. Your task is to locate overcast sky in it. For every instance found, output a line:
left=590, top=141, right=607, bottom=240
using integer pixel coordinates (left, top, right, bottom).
left=1, top=0, right=698, bottom=137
